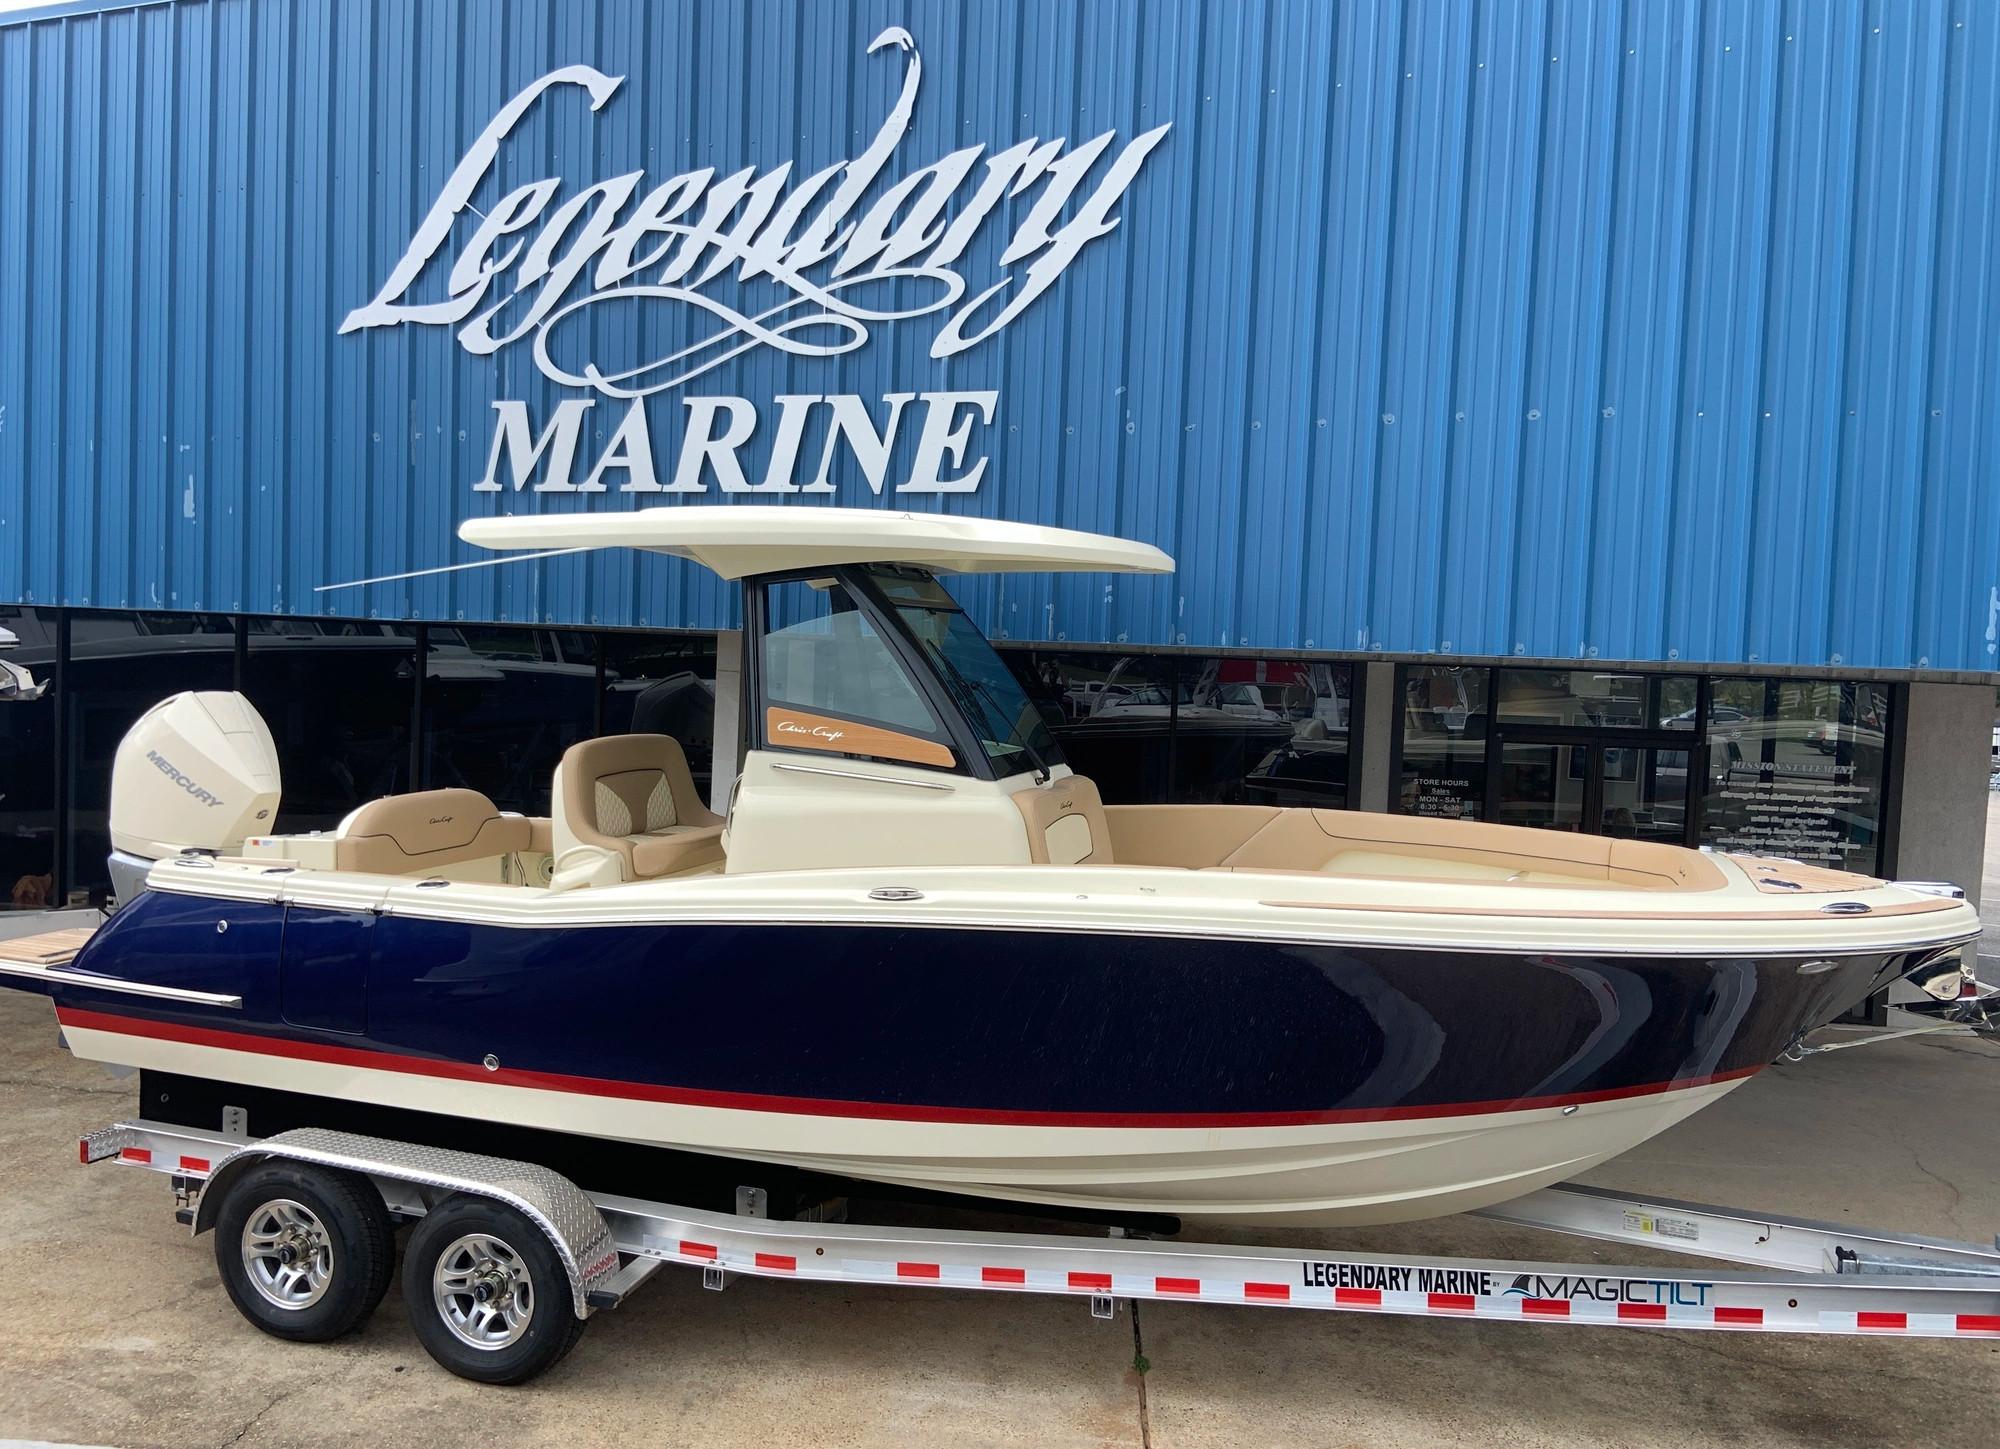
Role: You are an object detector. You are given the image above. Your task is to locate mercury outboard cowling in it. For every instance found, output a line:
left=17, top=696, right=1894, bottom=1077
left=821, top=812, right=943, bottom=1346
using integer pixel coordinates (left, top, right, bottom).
left=106, top=691, right=281, bottom=905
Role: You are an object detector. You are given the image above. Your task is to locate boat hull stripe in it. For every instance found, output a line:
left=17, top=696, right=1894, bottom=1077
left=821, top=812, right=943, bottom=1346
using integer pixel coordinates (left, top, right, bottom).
left=55, top=1007, right=1758, bottom=1129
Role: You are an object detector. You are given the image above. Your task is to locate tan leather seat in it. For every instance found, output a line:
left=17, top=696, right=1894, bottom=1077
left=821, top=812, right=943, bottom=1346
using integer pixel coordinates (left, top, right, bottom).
left=1012, top=774, right=1113, bottom=865
left=334, top=788, right=530, bottom=875
left=553, top=734, right=724, bottom=883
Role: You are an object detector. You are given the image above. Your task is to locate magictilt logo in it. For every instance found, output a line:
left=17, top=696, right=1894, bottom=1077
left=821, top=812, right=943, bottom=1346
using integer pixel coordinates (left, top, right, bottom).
left=1504, top=1274, right=1713, bottom=1307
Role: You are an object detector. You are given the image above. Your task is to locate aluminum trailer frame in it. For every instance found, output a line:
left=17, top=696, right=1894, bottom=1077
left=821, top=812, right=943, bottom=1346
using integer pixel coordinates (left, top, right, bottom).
left=77, top=1117, right=2000, bottom=1378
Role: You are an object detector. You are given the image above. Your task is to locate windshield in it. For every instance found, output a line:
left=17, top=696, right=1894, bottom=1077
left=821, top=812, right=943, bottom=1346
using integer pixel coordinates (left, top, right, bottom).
left=870, top=569, right=1064, bottom=777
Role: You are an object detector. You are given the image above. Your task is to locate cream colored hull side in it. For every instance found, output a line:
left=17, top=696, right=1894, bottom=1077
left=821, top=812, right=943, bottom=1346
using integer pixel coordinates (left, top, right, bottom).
left=60, top=1022, right=1746, bottom=1227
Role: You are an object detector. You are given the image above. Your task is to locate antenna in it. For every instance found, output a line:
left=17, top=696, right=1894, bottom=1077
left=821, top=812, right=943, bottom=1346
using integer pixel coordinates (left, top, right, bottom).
left=313, top=547, right=590, bottom=593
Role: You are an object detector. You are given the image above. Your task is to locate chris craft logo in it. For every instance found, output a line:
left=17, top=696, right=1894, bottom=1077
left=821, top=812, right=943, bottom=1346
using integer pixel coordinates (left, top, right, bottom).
left=341, top=27, right=1169, bottom=498
left=774, top=720, right=846, bottom=745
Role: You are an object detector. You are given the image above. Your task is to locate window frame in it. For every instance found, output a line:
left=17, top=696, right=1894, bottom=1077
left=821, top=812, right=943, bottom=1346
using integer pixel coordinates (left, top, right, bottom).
left=743, top=565, right=1000, bottom=780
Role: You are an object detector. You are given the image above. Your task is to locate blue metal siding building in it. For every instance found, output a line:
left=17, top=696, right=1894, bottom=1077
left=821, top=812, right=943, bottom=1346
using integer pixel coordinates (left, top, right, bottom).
left=2, top=0, right=1998, bottom=673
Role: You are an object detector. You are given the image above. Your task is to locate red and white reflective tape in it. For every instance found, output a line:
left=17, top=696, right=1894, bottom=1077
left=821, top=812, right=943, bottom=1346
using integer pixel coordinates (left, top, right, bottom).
left=104, top=1142, right=213, bottom=1175
left=86, top=1123, right=2000, bottom=1342
left=649, top=1241, right=2000, bottom=1339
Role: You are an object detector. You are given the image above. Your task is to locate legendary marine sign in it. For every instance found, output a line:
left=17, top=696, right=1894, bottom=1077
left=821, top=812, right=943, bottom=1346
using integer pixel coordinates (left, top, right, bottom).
left=339, top=26, right=1171, bottom=497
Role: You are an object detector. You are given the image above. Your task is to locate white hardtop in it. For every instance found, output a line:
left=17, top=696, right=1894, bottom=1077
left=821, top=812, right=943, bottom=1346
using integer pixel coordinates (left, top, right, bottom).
left=458, top=506, right=1175, bottom=581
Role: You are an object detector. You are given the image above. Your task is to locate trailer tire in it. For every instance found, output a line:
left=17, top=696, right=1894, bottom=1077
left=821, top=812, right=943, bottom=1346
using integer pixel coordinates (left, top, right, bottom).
left=402, top=1194, right=586, bottom=1385
left=213, top=1161, right=395, bottom=1342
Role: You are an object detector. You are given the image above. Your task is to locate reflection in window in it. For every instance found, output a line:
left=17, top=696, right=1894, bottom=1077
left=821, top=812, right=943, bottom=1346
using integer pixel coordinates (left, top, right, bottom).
left=424, top=628, right=597, bottom=814
left=1174, top=658, right=1352, bottom=807
left=1699, top=678, right=1891, bottom=874
left=0, top=607, right=59, bottom=907
left=1600, top=747, right=1692, bottom=842
left=243, top=618, right=413, bottom=832
left=1396, top=666, right=1489, bottom=818
left=1001, top=650, right=1176, bottom=802
left=996, top=652, right=1354, bottom=807
left=1497, top=669, right=1697, bottom=729
left=599, top=632, right=719, bottom=796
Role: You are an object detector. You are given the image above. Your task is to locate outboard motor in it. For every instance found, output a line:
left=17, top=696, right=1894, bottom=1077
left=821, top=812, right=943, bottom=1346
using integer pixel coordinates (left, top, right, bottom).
left=106, top=691, right=281, bottom=905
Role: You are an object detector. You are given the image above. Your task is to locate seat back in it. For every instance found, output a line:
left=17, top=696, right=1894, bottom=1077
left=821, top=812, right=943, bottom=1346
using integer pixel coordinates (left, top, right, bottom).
left=553, top=734, right=723, bottom=884
left=333, top=788, right=530, bottom=875
left=1011, top=773, right=1113, bottom=865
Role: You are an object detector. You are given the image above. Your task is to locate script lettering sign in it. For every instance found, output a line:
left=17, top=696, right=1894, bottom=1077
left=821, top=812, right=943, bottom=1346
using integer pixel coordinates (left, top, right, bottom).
left=340, top=27, right=1170, bottom=496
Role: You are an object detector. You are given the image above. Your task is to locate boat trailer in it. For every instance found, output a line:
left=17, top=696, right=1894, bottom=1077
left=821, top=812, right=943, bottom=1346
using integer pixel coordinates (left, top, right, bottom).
left=80, top=1117, right=2000, bottom=1384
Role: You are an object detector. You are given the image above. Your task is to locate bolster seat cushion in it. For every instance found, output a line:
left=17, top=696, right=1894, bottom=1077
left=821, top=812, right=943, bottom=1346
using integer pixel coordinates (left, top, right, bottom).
left=334, top=788, right=530, bottom=875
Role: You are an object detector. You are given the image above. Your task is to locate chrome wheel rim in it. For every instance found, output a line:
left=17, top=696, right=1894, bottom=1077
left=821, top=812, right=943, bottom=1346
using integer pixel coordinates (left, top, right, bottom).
left=432, top=1232, right=534, bottom=1351
left=240, top=1198, right=335, bottom=1311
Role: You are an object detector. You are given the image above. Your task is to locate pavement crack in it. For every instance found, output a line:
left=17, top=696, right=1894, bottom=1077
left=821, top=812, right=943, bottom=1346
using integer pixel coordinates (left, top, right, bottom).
left=1128, top=1299, right=1152, bottom=1449
left=218, top=1384, right=300, bottom=1448
left=1910, top=1151, right=1968, bottom=1233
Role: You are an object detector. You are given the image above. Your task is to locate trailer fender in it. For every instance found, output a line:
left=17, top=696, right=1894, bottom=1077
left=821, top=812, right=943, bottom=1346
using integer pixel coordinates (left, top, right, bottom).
left=186, top=1127, right=619, bottom=1319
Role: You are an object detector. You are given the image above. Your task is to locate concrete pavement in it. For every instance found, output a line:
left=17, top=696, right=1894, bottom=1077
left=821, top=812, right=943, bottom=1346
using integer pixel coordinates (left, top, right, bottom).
left=0, top=986, right=1995, bottom=1447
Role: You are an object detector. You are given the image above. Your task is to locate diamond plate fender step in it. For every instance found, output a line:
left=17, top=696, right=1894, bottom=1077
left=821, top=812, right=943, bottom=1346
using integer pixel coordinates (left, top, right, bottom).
left=178, top=1126, right=620, bottom=1318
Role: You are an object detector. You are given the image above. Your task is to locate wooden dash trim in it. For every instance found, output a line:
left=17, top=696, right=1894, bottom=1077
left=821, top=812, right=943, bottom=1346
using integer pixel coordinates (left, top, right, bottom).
left=766, top=707, right=955, bottom=769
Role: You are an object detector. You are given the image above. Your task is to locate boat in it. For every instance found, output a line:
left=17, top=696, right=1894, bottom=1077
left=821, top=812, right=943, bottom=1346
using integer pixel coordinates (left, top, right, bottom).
left=0, top=507, right=1982, bottom=1228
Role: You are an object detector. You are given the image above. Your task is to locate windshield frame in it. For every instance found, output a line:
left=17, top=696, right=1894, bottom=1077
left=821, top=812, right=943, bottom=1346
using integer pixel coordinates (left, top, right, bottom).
left=743, top=563, right=1066, bottom=783
left=860, top=566, right=1065, bottom=780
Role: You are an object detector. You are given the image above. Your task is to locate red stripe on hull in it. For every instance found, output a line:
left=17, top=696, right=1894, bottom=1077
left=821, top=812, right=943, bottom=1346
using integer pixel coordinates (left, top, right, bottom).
left=54, top=1006, right=1761, bottom=1130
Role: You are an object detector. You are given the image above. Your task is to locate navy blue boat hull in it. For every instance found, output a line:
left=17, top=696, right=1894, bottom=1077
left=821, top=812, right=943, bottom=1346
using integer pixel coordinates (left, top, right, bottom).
left=42, top=887, right=1912, bottom=1126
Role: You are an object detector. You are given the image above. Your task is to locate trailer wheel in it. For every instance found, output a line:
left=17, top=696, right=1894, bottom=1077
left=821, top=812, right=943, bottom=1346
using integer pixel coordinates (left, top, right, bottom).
left=401, top=1194, right=586, bottom=1385
left=213, top=1162, right=395, bottom=1342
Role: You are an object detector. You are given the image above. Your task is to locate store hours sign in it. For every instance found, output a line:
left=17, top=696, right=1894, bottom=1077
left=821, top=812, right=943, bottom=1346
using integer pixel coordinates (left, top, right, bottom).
left=338, top=27, right=1169, bottom=497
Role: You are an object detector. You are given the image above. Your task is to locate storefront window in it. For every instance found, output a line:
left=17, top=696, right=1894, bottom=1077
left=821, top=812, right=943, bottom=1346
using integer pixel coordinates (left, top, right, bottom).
left=424, top=628, right=599, bottom=814
left=243, top=618, right=414, bottom=833
left=1497, top=669, right=1697, bottom=729
left=599, top=632, right=720, bottom=797
left=0, top=607, right=59, bottom=907
left=1002, top=650, right=1176, bottom=803
left=1173, top=657, right=1353, bottom=807
left=65, top=612, right=236, bottom=896
left=1396, top=665, right=1489, bottom=818
left=1699, top=678, right=1891, bottom=873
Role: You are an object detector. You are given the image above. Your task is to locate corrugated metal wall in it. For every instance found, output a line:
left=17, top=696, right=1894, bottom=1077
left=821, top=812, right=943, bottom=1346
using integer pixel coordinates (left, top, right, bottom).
left=2, top=0, right=1997, bottom=671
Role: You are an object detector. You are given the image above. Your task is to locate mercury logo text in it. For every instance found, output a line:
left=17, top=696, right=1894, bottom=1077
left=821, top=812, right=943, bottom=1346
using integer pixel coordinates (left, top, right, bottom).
left=145, top=751, right=227, bottom=808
